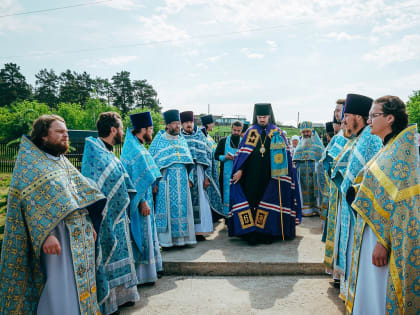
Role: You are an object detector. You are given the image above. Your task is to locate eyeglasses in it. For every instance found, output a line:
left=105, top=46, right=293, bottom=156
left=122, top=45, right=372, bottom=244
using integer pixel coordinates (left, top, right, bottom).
left=368, top=112, right=386, bottom=119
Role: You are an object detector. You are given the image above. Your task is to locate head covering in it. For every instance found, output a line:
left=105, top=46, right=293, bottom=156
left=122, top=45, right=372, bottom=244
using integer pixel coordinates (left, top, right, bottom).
left=299, top=121, right=313, bottom=131
left=291, top=135, right=300, bottom=142
left=200, top=114, right=214, bottom=125
left=163, top=109, right=180, bottom=124
left=344, top=94, right=373, bottom=117
left=130, top=111, right=153, bottom=130
left=252, top=103, right=276, bottom=125
left=180, top=111, right=194, bottom=123
left=242, top=122, right=249, bottom=133
left=325, top=121, right=334, bottom=134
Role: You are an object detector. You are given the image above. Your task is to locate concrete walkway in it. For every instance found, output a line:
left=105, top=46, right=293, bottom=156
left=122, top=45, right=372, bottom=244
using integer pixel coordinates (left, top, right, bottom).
left=162, top=216, right=326, bottom=275
left=119, top=217, right=345, bottom=314
left=122, top=275, right=345, bottom=315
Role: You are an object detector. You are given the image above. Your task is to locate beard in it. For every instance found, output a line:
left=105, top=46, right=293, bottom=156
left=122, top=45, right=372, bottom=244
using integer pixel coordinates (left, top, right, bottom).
left=168, top=128, right=179, bottom=136
left=144, top=133, right=153, bottom=144
left=41, top=140, right=69, bottom=156
left=301, top=137, right=313, bottom=148
left=114, top=131, right=123, bottom=145
left=182, top=127, right=193, bottom=134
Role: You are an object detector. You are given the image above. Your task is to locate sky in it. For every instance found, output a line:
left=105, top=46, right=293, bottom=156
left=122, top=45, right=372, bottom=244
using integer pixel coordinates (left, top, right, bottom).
left=1, top=0, right=420, bottom=126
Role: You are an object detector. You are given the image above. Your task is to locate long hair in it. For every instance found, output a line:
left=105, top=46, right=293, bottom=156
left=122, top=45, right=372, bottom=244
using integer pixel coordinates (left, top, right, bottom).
left=30, top=114, right=65, bottom=147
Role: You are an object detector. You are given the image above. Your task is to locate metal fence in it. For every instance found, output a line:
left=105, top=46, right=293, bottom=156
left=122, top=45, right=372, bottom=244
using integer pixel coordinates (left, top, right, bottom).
left=0, top=142, right=122, bottom=173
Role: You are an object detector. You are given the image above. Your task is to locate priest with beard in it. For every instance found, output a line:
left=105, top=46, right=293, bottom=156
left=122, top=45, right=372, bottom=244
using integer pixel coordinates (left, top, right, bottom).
left=214, top=120, right=243, bottom=217
left=148, top=110, right=196, bottom=248
left=121, top=111, right=163, bottom=285
left=229, top=103, right=302, bottom=245
left=180, top=110, right=223, bottom=239
left=293, top=121, right=325, bottom=216
left=0, top=115, right=106, bottom=314
left=82, top=112, right=139, bottom=314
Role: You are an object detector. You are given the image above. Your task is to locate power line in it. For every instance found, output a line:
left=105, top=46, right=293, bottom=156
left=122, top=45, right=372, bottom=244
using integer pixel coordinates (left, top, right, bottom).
left=1, top=2, right=420, bottom=59
left=0, top=21, right=310, bottom=59
left=0, top=0, right=113, bottom=18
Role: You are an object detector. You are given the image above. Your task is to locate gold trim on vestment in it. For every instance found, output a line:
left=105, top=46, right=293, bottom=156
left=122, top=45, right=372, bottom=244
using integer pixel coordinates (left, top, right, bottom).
left=352, top=202, right=390, bottom=251
left=255, top=209, right=269, bottom=229
left=245, top=129, right=260, bottom=147
left=390, top=249, right=404, bottom=315
left=238, top=209, right=255, bottom=229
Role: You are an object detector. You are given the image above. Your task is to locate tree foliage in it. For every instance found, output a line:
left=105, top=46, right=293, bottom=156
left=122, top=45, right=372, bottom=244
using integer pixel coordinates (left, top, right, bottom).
left=122, top=108, right=164, bottom=136
left=0, top=63, right=161, bottom=115
left=34, top=68, right=59, bottom=108
left=0, top=100, right=52, bottom=141
left=0, top=63, right=32, bottom=107
left=406, top=90, right=420, bottom=131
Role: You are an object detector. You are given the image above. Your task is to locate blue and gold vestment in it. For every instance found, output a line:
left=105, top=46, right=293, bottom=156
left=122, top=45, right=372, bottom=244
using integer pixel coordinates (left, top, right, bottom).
left=348, top=125, right=420, bottom=315
left=182, top=126, right=223, bottom=219
left=336, top=126, right=382, bottom=277
left=293, top=131, right=325, bottom=216
left=82, top=136, right=139, bottom=312
left=148, top=130, right=195, bottom=245
left=120, top=129, right=162, bottom=275
left=0, top=136, right=105, bottom=314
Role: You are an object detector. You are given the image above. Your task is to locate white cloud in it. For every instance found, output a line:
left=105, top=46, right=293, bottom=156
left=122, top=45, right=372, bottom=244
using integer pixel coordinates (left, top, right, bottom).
left=0, top=0, right=38, bottom=34
left=136, top=15, right=190, bottom=44
left=98, top=55, right=138, bottom=66
left=102, top=0, right=142, bottom=10
left=325, top=32, right=363, bottom=41
left=266, top=40, right=277, bottom=51
left=241, top=48, right=264, bottom=59
left=363, top=34, right=420, bottom=65
left=207, top=53, right=227, bottom=63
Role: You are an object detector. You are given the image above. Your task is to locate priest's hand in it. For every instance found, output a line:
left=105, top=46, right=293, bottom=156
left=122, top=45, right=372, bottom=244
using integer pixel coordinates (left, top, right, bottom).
left=189, top=180, right=193, bottom=188
left=226, top=153, right=234, bottom=160
left=203, top=177, right=210, bottom=189
left=43, top=235, right=61, bottom=255
left=232, top=170, right=243, bottom=184
left=140, top=201, right=151, bottom=216
left=153, top=185, right=158, bottom=194
left=372, top=242, right=388, bottom=267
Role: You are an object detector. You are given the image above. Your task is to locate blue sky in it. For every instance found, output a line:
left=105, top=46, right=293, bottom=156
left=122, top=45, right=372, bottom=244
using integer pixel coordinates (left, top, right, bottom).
left=1, top=0, right=419, bottom=125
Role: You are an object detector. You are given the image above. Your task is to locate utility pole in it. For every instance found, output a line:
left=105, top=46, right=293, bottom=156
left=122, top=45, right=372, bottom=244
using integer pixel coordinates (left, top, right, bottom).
left=208, top=104, right=210, bottom=114
left=297, top=112, right=300, bottom=128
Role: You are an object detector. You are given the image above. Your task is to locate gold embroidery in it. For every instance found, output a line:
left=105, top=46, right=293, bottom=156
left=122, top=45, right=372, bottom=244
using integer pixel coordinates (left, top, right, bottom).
left=80, top=291, right=90, bottom=301
left=245, top=129, right=260, bottom=147
left=255, top=209, right=269, bottom=229
left=238, top=209, right=254, bottom=229
left=274, top=153, right=283, bottom=164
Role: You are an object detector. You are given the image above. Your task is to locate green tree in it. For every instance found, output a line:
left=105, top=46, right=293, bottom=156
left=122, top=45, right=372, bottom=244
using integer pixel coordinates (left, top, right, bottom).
left=0, top=100, right=51, bottom=141
left=406, top=90, right=420, bottom=131
left=123, top=108, right=164, bottom=137
left=92, top=77, right=113, bottom=104
left=59, top=70, right=93, bottom=106
left=0, top=63, right=32, bottom=107
left=132, top=79, right=160, bottom=112
left=112, top=71, right=134, bottom=114
left=34, top=68, right=59, bottom=108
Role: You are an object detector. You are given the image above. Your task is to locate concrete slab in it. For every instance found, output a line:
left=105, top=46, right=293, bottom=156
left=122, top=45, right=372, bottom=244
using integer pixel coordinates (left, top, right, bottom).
left=161, top=217, right=326, bottom=275
left=121, top=275, right=345, bottom=315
